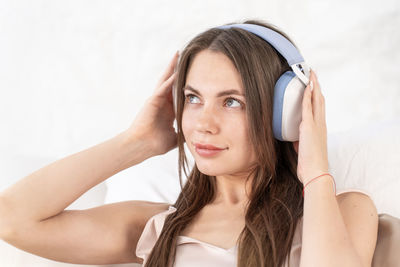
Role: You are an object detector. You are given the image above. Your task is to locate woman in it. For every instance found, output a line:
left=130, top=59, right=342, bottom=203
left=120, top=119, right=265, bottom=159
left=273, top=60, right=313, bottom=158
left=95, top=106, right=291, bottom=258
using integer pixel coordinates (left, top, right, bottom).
left=0, top=19, right=378, bottom=267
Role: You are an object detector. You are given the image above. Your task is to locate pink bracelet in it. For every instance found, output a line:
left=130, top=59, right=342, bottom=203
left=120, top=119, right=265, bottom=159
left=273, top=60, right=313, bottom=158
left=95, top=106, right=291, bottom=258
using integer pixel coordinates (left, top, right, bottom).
left=302, top=173, right=336, bottom=197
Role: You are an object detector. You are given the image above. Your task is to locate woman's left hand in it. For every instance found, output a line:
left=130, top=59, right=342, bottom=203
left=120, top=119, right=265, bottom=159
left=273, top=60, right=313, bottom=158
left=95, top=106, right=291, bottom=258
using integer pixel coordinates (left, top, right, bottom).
left=292, top=69, right=329, bottom=185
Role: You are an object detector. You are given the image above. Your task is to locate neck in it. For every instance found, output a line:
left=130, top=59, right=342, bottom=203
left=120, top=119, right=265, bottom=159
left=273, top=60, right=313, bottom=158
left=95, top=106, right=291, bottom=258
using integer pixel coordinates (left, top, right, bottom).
left=211, top=173, right=252, bottom=208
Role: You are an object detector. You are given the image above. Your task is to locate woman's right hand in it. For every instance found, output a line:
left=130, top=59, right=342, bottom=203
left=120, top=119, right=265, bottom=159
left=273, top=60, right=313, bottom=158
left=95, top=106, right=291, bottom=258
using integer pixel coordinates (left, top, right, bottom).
left=124, top=51, right=180, bottom=156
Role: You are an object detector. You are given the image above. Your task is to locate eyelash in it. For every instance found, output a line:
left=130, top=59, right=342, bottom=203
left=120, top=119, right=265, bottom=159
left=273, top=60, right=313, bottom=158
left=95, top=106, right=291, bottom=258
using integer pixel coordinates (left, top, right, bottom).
left=184, top=94, right=244, bottom=108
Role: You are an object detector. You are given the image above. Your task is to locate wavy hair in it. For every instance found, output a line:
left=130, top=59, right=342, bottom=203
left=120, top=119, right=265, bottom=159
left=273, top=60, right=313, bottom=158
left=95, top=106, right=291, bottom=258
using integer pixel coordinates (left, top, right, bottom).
left=144, top=19, right=304, bottom=267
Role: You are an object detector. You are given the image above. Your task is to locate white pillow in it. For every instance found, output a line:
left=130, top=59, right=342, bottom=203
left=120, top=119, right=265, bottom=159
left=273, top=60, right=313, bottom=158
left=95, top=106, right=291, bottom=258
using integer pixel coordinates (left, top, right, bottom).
left=106, top=119, right=400, bottom=218
left=105, top=144, right=193, bottom=205
left=327, top=119, right=400, bottom=218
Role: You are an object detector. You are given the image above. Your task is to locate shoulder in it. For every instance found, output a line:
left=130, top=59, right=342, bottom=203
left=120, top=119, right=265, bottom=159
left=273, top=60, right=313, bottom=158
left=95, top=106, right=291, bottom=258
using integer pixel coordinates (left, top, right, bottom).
left=336, top=191, right=379, bottom=267
left=135, top=202, right=176, bottom=263
left=336, top=191, right=378, bottom=225
left=135, top=202, right=176, bottom=236
left=336, top=191, right=377, bottom=217
left=134, top=201, right=174, bottom=228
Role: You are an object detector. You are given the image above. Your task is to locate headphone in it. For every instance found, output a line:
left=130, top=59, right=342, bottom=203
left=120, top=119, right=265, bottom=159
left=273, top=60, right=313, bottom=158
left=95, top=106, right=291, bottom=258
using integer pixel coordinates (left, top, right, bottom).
left=172, top=23, right=310, bottom=142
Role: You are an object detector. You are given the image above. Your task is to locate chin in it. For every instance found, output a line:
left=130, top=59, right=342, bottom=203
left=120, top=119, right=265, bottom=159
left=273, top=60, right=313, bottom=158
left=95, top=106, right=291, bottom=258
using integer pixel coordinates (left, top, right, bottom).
left=195, top=163, right=228, bottom=176
left=195, top=164, right=215, bottom=175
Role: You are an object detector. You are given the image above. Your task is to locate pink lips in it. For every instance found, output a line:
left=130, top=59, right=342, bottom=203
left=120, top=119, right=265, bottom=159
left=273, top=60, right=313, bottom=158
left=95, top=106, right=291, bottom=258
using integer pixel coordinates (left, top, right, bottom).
left=193, top=142, right=227, bottom=157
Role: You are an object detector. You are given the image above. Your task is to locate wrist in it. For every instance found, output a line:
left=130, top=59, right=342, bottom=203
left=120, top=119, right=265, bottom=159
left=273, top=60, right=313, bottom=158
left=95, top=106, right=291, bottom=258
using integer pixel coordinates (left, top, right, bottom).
left=116, top=130, right=156, bottom=169
left=299, top=170, right=329, bottom=185
left=302, top=173, right=336, bottom=197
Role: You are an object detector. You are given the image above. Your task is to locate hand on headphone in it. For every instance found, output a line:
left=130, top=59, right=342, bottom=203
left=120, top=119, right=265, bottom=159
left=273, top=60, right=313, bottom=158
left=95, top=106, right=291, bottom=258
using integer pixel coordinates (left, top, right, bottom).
left=294, top=69, right=329, bottom=184
left=125, top=51, right=179, bottom=156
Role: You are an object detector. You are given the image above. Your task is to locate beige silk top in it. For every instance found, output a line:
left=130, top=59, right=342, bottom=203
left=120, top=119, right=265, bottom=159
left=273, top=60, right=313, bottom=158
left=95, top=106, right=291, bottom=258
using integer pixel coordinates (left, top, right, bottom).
left=136, top=189, right=372, bottom=267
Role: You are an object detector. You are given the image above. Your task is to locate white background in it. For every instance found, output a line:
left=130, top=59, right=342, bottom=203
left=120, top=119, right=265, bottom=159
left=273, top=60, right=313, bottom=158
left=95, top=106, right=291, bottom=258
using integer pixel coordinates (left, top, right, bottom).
left=0, top=0, right=399, bottom=157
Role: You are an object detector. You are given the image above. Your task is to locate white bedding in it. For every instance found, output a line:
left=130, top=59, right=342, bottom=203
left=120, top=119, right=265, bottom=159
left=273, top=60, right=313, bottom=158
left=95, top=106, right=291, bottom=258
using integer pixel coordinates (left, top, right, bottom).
left=327, top=119, right=400, bottom=217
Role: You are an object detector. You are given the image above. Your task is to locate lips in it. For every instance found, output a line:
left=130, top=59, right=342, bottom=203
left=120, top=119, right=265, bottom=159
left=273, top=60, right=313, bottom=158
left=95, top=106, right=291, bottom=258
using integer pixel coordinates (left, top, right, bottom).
left=193, top=142, right=227, bottom=150
left=193, top=142, right=227, bottom=157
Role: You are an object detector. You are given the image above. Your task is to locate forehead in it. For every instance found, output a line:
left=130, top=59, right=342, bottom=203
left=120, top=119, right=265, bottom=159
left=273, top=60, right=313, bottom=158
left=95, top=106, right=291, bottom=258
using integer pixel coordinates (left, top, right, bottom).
left=185, top=50, right=244, bottom=95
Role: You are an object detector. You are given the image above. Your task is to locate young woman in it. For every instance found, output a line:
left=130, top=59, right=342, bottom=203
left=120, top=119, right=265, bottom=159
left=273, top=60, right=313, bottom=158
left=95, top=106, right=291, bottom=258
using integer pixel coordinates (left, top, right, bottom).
left=0, top=19, right=378, bottom=267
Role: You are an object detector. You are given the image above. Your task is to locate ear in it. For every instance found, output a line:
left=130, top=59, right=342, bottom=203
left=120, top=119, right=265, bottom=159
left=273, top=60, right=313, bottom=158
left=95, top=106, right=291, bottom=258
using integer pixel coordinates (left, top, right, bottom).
left=292, top=141, right=299, bottom=154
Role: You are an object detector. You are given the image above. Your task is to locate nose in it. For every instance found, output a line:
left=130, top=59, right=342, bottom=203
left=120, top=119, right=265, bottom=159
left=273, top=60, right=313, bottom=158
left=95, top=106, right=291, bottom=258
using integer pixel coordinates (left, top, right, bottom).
left=195, top=103, right=219, bottom=134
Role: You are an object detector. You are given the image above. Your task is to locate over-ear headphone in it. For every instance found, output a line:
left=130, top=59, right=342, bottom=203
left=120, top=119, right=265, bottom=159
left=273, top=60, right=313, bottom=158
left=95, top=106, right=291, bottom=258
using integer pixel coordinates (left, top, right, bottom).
left=172, top=23, right=310, bottom=142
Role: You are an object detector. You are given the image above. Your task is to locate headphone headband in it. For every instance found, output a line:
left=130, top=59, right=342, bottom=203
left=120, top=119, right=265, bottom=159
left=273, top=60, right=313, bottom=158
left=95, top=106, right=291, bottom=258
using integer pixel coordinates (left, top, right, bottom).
left=216, top=23, right=310, bottom=85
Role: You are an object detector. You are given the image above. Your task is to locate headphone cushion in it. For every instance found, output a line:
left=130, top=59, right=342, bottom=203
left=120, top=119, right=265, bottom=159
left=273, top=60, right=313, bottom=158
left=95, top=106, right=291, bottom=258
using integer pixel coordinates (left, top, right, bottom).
left=273, top=71, right=306, bottom=141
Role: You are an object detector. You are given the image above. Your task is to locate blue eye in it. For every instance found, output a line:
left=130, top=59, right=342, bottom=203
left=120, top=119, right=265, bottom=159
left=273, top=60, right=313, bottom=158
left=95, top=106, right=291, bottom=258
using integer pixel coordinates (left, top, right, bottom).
left=184, top=94, right=243, bottom=108
left=225, top=98, right=241, bottom=108
left=185, top=94, right=200, bottom=104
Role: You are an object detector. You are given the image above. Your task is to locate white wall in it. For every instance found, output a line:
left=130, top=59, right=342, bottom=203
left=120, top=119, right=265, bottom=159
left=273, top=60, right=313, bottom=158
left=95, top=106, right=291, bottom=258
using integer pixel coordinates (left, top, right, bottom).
left=0, top=0, right=399, bottom=158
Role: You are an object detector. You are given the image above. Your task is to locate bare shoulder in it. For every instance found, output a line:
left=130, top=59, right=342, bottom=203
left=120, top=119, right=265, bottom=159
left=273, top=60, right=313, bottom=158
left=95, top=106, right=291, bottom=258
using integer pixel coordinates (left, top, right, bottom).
left=110, top=200, right=172, bottom=245
left=336, top=191, right=378, bottom=267
left=126, top=200, right=172, bottom=226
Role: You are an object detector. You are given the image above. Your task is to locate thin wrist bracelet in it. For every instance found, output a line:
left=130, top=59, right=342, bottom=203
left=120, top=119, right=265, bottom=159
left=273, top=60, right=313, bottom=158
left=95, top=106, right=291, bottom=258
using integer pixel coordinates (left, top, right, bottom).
left=302, top=173, right=336, bottom=197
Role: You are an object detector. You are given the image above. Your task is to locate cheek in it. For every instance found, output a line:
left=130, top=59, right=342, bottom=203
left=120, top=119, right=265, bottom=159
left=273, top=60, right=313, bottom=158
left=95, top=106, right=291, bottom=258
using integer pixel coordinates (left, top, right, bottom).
left=234, top=127, right=251, bottom=150
left=235, top=122, right=255, bottom=154
left=182, top=111, right=193, bottom=140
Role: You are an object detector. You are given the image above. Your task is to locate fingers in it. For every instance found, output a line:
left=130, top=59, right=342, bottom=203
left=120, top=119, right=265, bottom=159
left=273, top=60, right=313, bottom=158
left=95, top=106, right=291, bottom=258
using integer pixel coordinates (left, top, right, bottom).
left=301, top=69, right=326, bottom=125
left=154, top=71, right=176, bottom=98
left=301, top=75, right=313, bottom=123
left=309, top=69, right=326, bottom=125
left=155, top=51, right=179, bottom=90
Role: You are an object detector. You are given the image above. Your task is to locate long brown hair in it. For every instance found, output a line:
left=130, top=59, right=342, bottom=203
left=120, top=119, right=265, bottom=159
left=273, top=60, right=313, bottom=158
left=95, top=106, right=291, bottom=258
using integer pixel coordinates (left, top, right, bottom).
left=144, top=19, right=304, bottom=267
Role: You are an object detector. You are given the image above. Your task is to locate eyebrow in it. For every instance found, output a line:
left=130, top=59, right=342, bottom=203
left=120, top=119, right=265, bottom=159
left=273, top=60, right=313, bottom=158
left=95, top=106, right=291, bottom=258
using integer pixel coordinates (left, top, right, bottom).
left=183, top=85, right=245, bottom=97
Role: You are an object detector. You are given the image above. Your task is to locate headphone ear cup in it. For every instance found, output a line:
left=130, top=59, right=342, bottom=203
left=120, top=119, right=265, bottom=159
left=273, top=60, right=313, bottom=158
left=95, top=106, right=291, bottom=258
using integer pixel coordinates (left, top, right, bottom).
left=272, top=71, right=306, bottom=141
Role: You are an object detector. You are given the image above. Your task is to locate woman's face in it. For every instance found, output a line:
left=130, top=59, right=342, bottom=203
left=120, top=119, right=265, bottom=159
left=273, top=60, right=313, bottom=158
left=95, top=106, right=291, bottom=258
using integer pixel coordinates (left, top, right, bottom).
left=182, top=49, right=257, bottom=177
